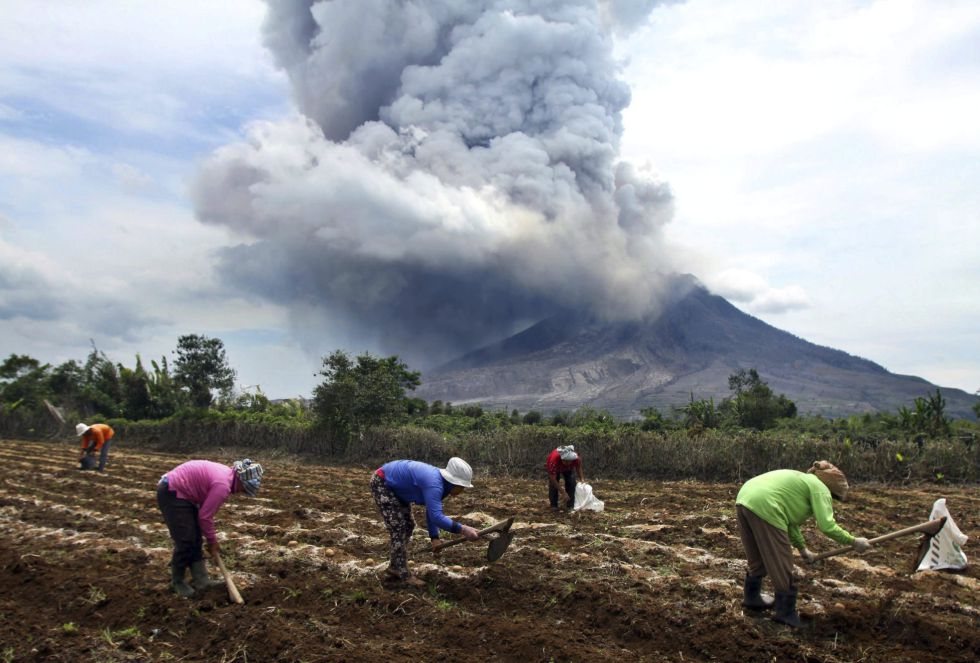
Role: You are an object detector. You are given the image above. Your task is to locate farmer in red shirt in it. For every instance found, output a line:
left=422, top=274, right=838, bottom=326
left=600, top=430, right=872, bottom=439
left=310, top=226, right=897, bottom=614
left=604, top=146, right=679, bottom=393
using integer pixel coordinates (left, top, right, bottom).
left=76, top=423, right=115, bottom=472
left=547, top=445, right=584, bottom=510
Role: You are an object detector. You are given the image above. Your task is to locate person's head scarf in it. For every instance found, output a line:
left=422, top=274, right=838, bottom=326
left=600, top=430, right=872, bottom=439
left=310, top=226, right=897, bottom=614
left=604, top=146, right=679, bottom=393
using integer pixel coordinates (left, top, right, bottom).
left=807, top=460, right=848, bottom=500
left=233, top=458, right=263, bottom=497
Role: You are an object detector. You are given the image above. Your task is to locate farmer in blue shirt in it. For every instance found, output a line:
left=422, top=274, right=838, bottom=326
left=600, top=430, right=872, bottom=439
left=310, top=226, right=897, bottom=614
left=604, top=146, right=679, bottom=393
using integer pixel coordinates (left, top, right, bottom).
left=371, top=457, right=479, bottom=587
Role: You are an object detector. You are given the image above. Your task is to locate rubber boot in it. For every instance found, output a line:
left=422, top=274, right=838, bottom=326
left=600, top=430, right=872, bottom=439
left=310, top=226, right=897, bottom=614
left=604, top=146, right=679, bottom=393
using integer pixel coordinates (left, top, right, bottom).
left=742, top=574, right=774, bottom=610
left=190, top=560, right=223, bottom=591
left=772, top=589, right=802, bottom=628
left=171, top=564, right=195, bottom=598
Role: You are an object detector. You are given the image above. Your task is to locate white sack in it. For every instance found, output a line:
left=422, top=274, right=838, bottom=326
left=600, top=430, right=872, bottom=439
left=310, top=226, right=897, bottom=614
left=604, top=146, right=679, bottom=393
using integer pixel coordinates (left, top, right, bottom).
left=573, top=482, right=604, bottom=512
left=916, top=498, right=968, bottom=572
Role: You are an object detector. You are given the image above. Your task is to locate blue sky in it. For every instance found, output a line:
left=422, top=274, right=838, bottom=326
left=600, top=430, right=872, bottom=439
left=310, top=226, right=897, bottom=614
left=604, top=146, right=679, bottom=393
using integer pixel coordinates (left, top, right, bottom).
left=1, top=0, right=977, bottom=400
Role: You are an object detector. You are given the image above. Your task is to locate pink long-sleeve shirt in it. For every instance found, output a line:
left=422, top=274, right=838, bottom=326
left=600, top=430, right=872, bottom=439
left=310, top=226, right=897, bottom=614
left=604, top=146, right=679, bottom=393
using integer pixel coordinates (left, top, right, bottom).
left=165, top=460, right=237, bottom=544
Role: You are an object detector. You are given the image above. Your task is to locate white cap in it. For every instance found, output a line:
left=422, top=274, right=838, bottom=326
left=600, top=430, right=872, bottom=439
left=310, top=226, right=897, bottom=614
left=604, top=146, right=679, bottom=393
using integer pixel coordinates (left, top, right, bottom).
left=439, top=457, right=474, bottom=488
left=76, top=423, right=91, bottom=436
left=558, top=445, right=578, bottom=461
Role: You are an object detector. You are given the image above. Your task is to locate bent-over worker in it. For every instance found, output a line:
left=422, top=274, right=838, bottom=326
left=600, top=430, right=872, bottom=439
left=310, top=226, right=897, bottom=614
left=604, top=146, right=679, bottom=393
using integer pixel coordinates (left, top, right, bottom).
left=77, top=422, right=115, bottom=472
left=735, top=460, right=870, bottom=627
left=157, top=458, right=263, bottom=597
left=371, top=458, right=479, bottom=587
left=547, top=445, right=584, bottom=510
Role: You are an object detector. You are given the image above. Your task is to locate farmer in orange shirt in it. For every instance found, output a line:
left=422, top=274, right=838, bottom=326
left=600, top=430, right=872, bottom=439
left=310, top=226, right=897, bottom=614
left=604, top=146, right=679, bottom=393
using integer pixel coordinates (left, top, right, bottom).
left=77, top=422, right=115, bottom=472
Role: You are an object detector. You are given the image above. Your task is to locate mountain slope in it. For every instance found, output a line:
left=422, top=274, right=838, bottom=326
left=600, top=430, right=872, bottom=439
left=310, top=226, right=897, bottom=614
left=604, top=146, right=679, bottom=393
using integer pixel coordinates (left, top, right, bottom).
left=416, top=278, right=977, bottom=419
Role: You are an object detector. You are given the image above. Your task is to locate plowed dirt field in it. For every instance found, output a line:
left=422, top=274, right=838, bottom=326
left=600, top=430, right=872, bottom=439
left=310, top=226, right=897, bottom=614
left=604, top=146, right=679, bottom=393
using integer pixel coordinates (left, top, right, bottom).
left=0, top=439, right=977, bottom=662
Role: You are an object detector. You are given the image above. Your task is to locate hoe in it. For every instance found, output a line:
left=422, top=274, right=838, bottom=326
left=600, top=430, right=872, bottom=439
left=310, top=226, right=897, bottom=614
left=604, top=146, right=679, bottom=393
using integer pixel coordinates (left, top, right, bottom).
left=808, top=517, right=947, bottom=564
left=213, top=551, right=244, bottom=604
left=432, top=517, right=515, bottom=562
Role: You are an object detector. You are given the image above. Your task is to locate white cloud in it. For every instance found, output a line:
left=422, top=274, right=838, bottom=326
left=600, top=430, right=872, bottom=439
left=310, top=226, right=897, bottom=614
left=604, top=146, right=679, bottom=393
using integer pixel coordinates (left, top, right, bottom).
left=0, top=0, right=311, bottom=395
left=703, top=268, right=809, bottom=314
left=617, top=0, right=980, bottom=391
left=0, top=102, right=22, bottom=121
left=0, top=0, right=287, bottom=143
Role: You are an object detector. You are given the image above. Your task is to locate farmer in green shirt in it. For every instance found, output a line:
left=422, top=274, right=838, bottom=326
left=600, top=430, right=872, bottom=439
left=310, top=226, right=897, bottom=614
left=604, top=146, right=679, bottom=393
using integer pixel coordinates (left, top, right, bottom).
left=735, top=460, right=870, bottom=627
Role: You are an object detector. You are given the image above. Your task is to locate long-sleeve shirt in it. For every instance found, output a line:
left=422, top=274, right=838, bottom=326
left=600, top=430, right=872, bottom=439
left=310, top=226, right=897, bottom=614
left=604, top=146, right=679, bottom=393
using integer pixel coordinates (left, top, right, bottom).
left=736, top=469, right=854, bottom=550
left=379, top=460, right=461, bottom=539
left=546, top=449, right=581, bottom=478
left=79, top=424, right=114, bottom=452
left=164, top=461, right=236, bottom=544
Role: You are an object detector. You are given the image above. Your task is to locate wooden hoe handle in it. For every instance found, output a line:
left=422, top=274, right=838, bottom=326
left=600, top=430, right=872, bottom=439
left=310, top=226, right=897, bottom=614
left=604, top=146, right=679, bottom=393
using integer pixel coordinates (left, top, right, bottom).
left=213, top=552, right=245, bottom=604
left=809, top=517, right=947, bottom=563
left=432, top=517, right=514, bottom=553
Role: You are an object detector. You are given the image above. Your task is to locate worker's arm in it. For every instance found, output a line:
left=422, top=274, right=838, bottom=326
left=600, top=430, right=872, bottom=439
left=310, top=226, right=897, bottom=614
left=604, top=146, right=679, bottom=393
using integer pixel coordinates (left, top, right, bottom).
left=78, top=432, right=99, bottom=457
left=810, top=491, right=854, bottom=546
left=546, top=455, right=562, bottom=489
left=198, top=482, right=232, bottom=556
left=787, top=523, right=807, bottom=551
left=576, top=460, right=585, bottom=483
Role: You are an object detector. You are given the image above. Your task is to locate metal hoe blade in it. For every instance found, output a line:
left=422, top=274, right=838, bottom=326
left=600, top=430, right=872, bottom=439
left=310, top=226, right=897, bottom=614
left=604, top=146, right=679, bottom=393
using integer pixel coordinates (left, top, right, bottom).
left=487, top=531, right=514, bottom=562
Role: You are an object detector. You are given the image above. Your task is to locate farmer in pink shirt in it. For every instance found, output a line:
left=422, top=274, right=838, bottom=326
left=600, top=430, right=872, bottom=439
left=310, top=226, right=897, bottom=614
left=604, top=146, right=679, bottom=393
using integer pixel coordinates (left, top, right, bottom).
left=157, top=458, right=264, bottom=597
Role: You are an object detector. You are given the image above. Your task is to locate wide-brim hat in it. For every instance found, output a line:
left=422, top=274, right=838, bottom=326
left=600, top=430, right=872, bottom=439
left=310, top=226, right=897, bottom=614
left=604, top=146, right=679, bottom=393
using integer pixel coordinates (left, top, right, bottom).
left=439, top=457, right=474, bottom=488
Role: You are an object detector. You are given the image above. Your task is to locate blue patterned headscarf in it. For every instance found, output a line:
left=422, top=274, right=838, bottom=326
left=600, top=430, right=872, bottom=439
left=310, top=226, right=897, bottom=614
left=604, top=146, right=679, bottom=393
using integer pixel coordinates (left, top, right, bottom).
left=233, top=458, right=263, bottom=497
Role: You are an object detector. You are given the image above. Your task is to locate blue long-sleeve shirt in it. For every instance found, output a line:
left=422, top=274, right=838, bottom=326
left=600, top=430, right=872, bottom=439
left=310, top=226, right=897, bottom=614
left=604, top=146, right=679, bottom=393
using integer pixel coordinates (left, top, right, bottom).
left=380, top=460, right=462, bottom=539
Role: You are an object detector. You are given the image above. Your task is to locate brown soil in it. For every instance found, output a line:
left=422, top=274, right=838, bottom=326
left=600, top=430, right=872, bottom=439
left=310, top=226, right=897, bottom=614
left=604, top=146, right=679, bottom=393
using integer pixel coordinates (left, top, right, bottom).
left=0, top=439, right=977, bottom=662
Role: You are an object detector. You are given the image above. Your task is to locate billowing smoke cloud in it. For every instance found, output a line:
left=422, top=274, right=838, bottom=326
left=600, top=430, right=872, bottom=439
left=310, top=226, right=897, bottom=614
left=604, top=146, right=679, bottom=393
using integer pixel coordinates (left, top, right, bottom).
left=194, top=0, right=677, bottom=368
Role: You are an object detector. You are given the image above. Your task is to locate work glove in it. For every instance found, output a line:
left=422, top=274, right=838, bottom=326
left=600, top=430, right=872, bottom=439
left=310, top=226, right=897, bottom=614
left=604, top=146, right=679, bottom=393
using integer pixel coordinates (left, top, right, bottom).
left=852, top=537, right=871, bottom=552
left=800, top=547, right=816, bottom=564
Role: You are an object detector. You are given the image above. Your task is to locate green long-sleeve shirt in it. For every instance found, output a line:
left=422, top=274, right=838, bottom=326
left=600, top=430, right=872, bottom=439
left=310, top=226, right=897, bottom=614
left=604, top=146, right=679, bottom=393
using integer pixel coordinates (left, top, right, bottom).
left=736, top=469, right=855, bottom=550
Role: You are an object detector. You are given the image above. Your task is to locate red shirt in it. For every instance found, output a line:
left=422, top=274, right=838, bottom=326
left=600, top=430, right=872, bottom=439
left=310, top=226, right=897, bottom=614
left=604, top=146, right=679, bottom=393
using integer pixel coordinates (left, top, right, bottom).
left=546, top=449, right=580, bottom=477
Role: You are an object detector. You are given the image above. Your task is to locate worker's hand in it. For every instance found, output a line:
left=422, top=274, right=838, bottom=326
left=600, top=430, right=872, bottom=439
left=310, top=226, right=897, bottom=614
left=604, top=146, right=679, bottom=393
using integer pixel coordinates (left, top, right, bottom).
left=852, top=537, right=871, bottom=552
left=460, top=524, right=479, bottom=541
left=208, top=540, right=221, bottom=560
left=800, top=547, right=816, bottom=564
left=431, top=540, right=442, bottom=555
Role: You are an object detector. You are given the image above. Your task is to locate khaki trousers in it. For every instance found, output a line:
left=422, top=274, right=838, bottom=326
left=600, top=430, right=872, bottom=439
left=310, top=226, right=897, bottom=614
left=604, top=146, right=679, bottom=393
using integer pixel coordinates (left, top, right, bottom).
left=736, top=505, right=796, bottom=593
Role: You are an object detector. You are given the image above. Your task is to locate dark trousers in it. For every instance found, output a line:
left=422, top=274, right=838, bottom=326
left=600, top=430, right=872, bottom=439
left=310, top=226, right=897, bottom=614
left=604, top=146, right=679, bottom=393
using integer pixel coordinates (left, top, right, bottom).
left=157, top=481, right=203, bottom=569
left=549, top=471, right=577, bottom=508
left=97, top=440, right=111, bottom=472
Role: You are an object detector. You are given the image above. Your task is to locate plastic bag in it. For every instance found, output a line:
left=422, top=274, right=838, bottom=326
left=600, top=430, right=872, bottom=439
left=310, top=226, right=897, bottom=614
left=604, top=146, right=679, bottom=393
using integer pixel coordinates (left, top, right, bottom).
left=916, top=498, right=968, bottom=572
left=573, top=482, right=604, bottom=512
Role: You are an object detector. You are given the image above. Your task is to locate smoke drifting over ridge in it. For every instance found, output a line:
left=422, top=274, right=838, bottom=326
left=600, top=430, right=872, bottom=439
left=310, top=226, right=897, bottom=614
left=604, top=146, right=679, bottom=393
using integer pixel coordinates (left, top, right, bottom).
left=193, top=0, right=677, bottom=368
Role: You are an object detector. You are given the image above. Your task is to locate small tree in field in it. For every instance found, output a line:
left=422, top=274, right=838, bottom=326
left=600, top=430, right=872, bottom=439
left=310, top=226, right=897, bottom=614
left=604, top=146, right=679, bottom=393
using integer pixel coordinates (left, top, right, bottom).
left=721, top=368, right=796, bottom=430
left=312, top=350, right=420, bottom=445
left=173, top=335, right=236, bottom=408
left=901, top=389, right=951, bottom=438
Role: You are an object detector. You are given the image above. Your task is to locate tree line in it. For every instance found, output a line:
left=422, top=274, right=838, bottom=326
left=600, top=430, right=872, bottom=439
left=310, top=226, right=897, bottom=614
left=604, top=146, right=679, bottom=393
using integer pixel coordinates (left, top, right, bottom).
left=0, top=335, right=237, bottom=420
left=2, top=338, right=978, bottom=446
